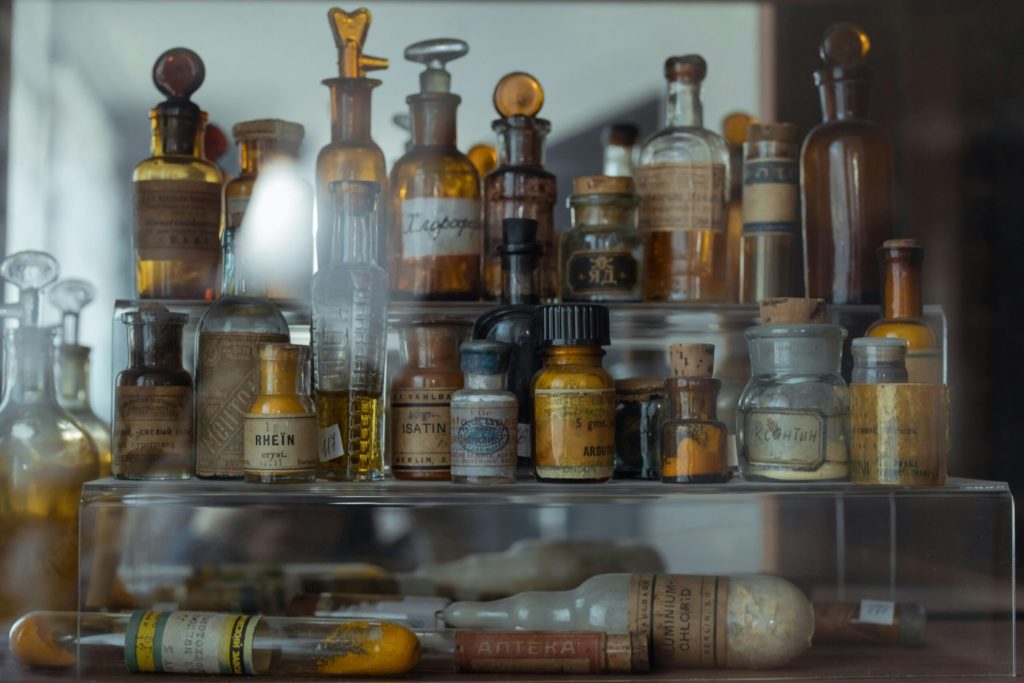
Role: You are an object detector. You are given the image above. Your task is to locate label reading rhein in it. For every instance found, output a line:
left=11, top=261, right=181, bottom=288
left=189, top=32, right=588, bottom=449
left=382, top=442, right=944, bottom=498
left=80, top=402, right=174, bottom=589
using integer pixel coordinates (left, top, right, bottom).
left=534, top=388, right=615, bottom=479
left=565, top=251, right=640, bottom=298
left=451, top=405, right=517, bottom=478
left=114, top=386, right=193, bottom=457
left=133, top=180, right=222, bottom=262
left=243, top=413, right=317, bottom=475
left=400, top=197, right=482, bottom=259
left=741, top=158, right=799, bottom=236
left=125, top=611, right=262, bottom=674
left=391, top=388, right=456, bottom=472
left=743, top=409, right=826, bottom=468
left=636, top=163, right=726, bottom=232
left=318, top=423, right=344, bottom=462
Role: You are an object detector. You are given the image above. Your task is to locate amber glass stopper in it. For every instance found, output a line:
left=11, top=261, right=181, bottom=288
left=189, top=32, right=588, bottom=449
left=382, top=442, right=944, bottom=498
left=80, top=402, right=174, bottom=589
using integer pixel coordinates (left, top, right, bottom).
left=467, top=144, right=498, bottom=178
left=664, top=55, right=706, bottom=84
left=722, top=112, right=755, bottom=146
left=669, top=343, right=715, bottom=379
left=153, top=47, right=204, bottom=100
left=329, top=7, right=388, bottom=78
left=573, top=176, right=634, bottom=196
left=820, top=22, right=871, bottom=68
left=493, top=72, right=544, bottom=117
left=760, top=298, right=828, bottom=325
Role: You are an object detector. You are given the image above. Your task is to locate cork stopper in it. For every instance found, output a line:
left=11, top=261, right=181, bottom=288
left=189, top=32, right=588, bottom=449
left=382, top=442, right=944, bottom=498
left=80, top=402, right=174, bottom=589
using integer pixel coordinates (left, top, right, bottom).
left=760, top=297, right=827, bottom=324
left=668, top=343, right=715, bottom=378
left=573, top=175, right=635, bottom=196
left=748, top=122, right=799, bottom=144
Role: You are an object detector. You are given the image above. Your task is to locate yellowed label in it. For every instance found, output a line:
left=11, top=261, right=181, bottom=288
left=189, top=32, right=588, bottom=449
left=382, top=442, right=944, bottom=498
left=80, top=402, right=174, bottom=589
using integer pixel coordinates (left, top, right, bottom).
left=636, top=162, right=726, bottom=232
left=906, top=351, right=943, bottom=384
left=243, top=414, right=317, bottom=475
left=850, top=383, right=950, bottom=485
left=391, top=388, right=456, bottom=472
left=451, top=404, right=518, bottom=477
left=534, top=388, right=614, bottom=479
left=627, top=574, right=728, bottom=669
left=743, top=409, right=825, bottom=468
left=741, top=158, right=799, bottom=235
left=114, top=385, right=193, bottom=460
left=133, top=180, right=222, bottom=262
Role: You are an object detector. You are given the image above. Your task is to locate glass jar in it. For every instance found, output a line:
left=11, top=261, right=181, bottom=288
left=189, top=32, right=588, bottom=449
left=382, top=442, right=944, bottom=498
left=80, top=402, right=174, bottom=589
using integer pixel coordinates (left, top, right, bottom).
left=737, top=324, right=850, bottom=481
left=613, top=379, right=664, bottom=479
left=851, top=338, right=908, bottom=384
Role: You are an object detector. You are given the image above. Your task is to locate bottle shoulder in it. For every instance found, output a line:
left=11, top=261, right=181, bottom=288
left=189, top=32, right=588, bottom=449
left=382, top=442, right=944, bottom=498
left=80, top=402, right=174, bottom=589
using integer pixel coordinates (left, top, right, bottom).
left=803, top=119, right=891, bottom=150
left=116, top=368, right=193, bottom=386
left=532, top=363, right=613, bottom=391
left=248, top=396, right=312, bottom=415
left=390, top=150, right=480, bottom=199
left=134, top=156, right=222, bottom=183
left=640, top=127, right=729, bottom=166
left=451, top=389, right=518, bottom=405
left=391, top=373, right=464, bottom=390
left=198, top=296, right=289, bottom=335
left=225, top=175, right=256, bottom=199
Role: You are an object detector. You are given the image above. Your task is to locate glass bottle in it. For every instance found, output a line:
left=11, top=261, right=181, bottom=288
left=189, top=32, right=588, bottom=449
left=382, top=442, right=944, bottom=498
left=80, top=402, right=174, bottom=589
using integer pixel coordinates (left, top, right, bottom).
left=450, top=340, right=518, bottom=484
left=532, top=304, right=615, bottom=482
left=224, top=119, right=310, bottom=301
left=722, top=112, right=754, bottom=303
left=316, top=7, right=389, bottom=271
left=244, top=343, right=317, bottom=484
left=483, top=72, right=557, bottom=301
left=851, top=337, right=908, bottom=384
left=132, top=48, right=222, bottom=300
left=802, top=23, right=893, bottom=304
left=740, top=122, right=802, bottom=302
left=613, top=378, right=664, bottom=480
left=113, top=304, right=193, bottom=480
left=390, top=39, right=482, bottom=300
left=390, top=318, right=472, bottom=481
left=660, top=343, right=729, bottom=483
left=474, top=218, right=543, bottom=471
left=312, top=180, right=389, bottom=482
left=560, top=176, right=643, bottom=302
left=866, top=239, right=941, bottom=383
left=49, top=279, right=111, bottom=477
left=637, top=55, right=729, bottom=302
left=603, top=123, right=639, bottom=178
left=0, top=251, right=99, bottom=625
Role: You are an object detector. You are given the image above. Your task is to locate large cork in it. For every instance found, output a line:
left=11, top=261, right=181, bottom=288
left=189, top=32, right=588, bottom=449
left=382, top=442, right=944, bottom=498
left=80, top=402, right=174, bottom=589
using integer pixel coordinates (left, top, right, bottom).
left=668, top=343, right=715, bottom=378
left=573, top=175, right=635, bottom=196
left=760, top=297, right=827, bottom=324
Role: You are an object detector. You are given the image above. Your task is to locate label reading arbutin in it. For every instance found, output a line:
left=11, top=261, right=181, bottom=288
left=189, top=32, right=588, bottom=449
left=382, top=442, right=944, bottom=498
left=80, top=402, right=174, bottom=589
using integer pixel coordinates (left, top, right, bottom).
left=400, top=197, right=482, bottom=259
left=114, top=385, right=193, bottom=457
left=125, top=611, right=261, bottom=675
left=743, top=409, right=826, bottom=468
left=133, top=180, right=222, bottom=262
left=534, top=388, right=615, bottom=479
left=636, top=163, right=726, bottom=232
left=243, top=413, right=317, bottom=475
left=565, top=251, right=640, bottom=298
left=741, top=158, right=799, bottom=236
left=391, top=388, right=457, bottom=472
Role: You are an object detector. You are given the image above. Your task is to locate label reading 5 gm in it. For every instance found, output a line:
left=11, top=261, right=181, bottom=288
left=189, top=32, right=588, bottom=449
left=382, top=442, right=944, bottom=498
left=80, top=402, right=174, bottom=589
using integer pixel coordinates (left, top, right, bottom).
left=533, top=388, right=615, bottom=479
left=125, top=611, right=263, bottom=675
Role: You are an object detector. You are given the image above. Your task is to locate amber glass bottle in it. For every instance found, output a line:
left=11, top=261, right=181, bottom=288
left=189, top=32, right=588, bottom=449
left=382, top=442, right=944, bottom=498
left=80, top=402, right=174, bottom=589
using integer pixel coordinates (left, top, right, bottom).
left=390, top=39, right=482, bottom=300
left=660, top=344, right=729, bottom=483
left=133, top=48, right=222, bottom=300
left=866, top=239, right=941, bottom=383
left=802, top=23, right=893, bottom=304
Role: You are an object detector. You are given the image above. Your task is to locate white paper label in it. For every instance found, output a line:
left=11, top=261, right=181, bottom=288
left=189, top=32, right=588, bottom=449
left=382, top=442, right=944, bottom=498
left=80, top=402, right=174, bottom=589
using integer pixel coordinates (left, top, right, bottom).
left=857, top=600, right=896, bottom=625
left=743, top=409, right=826, bottom=468
left=125, top=611, right=261, bottom=674
left=318, top=424, right=344, bottom=462
left=400, top=197, right=481, bottom=259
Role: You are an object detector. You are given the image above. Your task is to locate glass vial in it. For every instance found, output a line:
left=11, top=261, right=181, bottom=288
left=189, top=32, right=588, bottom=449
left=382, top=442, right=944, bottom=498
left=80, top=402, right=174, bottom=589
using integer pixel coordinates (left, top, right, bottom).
left=637, top=55, right=729, bottom=302
left=451, top=341, right=518, bottom=484
left=532, top=304, right=615, bottom=482
left=560, top=176, right=643, bottom=302
left=661, top=344, right=729, bottom=483
left=390, top=318, right=472, bottom=481
left=740, top=122, right=802, bottom=303
left=114, top=304, right=194, bottom=480
left=132, top=48, right=222, bottom=300
left=312, top=180, right=389, bottom=482
left=244, top=343, right=317, bottom=483
left=613, top=378, right=664, bottom=480
left=851, top=338, right=909, bottom=384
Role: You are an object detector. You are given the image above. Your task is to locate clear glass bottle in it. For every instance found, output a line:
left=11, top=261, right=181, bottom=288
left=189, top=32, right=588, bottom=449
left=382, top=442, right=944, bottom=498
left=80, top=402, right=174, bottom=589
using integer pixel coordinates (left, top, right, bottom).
left=132, top=48, right=222, bottom=300
left=802, top=23, right=893, bottom=304
left=603, top=123, right=639, bottom=178
left=637, top=55, right=729, bottom=302
left=851, top=338, right=909, bottom=384
left=316, top=7, right=389, bottom=271
left=390, top=39, right=482, bottom=300
left=866, top=239, right=941, bottom=383
left=483, top=72, right=557, bottom=301
left=390, top=318, right=472, bottom=481
left=660, top=344, right=729, bottom=483
left=312, top=180, right=389, bottom=482
left=244, top=343, right=317, bottom=484
left=613, top=378, right=664, bottom=479
left=450, top=341, right=518, bottom=484
left=740, top=122, right=802, bottom=302
left=560, top=176, right=643, bottom=302
left=722, top=112, right=754, bottom=303
left=113, top=304, right=193, bottom=480
left=49, top=279, right=111, bottom=477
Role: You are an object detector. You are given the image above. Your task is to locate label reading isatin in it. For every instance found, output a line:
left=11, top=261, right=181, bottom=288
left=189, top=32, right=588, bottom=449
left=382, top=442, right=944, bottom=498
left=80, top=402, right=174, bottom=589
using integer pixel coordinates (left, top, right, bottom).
left=391, top=388, right=457, bottom=472
left=243, top=413, right=317, bottom=475
left=400, top=197, right=482, bottom=260
left=533, top=388, right=615, bottom=479
left=741, top=158, right=799, bottom=236
left=565, top=251, right=640, bottom=298
left=636, top=162, right=726, bottom=233
left=133, top=180, right=222, bottom=262
left=743, top=408, right=826, bottom=468
left=125, top=611, right=262, bottom=675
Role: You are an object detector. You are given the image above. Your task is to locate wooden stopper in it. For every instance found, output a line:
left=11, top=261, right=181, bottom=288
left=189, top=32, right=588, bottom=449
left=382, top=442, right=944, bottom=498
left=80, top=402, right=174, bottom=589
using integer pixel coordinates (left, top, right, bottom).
left=760, top=297, right=827, bottom=324
left=668, top=343, right=714, bottom=378
left=573, top=175, right=635, bottom=196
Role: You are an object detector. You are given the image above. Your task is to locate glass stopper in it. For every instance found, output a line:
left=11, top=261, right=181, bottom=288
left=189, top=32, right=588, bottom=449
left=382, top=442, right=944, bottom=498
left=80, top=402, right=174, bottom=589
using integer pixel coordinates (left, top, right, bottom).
left=0, top=250, right=60, bottom=328
left=820, top=22, right=870, bottom=68
left=49, top=279, right=96, bottom=346
left=493, top=72, right=544, bottom=118
left=152, top=47, right=205, bottom=100
left=392, top=112, right=410, bottom=132
left=722, top=112, right=755, bottom=146
left=329, top=7, right=388, bottom=78
left=405, top=38, right=469, bottom=94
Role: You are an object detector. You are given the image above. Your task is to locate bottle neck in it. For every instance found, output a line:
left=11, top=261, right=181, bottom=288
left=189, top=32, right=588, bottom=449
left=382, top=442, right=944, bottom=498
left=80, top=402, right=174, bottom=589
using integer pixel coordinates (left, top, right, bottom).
left=56, top=344, right=91, bottom=410
left=465, top=373, right=504, bottom=391
left=2, top=330, right=58, bottom=407
left=571, top=198, right=638, bottom=229
left=748, top=329, right=844, bottom=377
left=329, top=189, right=379, bottom=267
left=150, top=110, right=205, bottom=157
left=127, top=323, right=186, bottom=370
left=496, top=119, right=547, bottom=167
left=501, top=250, right=542, bottom=306
left=328, top=79, right=376, bottom=142
left=260, top=358, right=299, bottom=396
left=541, top=345, right=606, bottom=366
left=667, top=378, right=719, bottom=420
left=666, top=80, right=703, bottom=128
left=239, top=139, right=299, bottom=176
left=223, top=256, right=269, bottom=298
left=818, top=79, right=871, bottom=121
left=410, top=94, right=459, bottom=148
left=882, top=254, right=924, bottom=320
left=399, top=326, right=466, bottom=371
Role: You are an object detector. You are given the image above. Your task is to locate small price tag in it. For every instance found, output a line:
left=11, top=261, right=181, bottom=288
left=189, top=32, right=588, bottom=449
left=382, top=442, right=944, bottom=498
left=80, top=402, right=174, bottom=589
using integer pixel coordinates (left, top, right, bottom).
left=858, top=599, right=895, bottom=625
left=318, top=424, right=344, bottom=462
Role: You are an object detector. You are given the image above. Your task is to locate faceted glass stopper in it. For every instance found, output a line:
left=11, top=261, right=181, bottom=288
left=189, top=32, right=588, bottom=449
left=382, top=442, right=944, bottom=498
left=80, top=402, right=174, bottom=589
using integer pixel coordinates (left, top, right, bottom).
left=49, top=279, right=96, bottom=316
left=820, top=22, right=870, bottom=68
left=329, top=7, right=388, bottom=78
left=493, top=72, right=544, bottom=117
left=153, top=47, right=205, bottom=100
left=1, top=251, right=59, bottom=291
left=722, top=112, right=755, bottom=146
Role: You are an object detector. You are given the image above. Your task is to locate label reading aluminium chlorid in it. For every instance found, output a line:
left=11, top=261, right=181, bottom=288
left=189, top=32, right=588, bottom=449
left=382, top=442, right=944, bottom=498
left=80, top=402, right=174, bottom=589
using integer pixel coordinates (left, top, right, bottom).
left=125, top=611, right=260, bottom=674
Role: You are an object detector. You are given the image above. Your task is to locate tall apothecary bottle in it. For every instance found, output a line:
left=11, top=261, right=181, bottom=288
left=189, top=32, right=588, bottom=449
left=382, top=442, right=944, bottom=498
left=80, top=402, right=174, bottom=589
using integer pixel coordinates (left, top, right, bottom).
left=637, top=55, right=729, bottom=302
left=312, top=180, right=389, bottom=481
left=802, top=23, right=893, bottom=304
left=132, top=48, right=222, bottom=300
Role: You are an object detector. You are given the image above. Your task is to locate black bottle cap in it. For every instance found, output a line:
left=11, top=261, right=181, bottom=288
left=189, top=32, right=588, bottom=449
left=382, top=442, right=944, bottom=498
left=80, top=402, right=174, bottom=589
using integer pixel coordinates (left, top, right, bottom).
left=498, top=218, right=544, bottom=257
left=537, top=304, right=611, bottom=347
left=460, top=340, right=511, bottom=375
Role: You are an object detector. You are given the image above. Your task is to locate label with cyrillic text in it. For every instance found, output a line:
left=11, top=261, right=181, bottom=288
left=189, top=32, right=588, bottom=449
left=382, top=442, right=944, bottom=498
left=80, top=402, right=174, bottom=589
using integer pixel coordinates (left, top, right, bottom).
left=400, top=197, right=482, bottom=259
left=743, top=409, right=826, bottom=468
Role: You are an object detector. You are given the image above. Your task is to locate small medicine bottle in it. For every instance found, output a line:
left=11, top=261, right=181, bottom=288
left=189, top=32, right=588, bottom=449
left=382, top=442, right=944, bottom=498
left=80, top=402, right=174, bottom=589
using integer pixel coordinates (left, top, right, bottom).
left=532, top=304, right=615, bottom=482
left=451, top=341, right=518, bottom=484
left=243, top=343, right=317, bottom=483
left=660, top=343, right=730, bottom=483
left=613, top=378, right=664, bottom=479
left=851, top=338, right=909, bottom=384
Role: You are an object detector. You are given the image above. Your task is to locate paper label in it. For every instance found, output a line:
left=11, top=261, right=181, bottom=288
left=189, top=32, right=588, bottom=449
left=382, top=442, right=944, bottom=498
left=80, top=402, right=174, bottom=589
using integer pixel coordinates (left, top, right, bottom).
left=534, top=388, right=615, bottom=479
left=743, top=409, right=826, bottom=468
left=517, top=423, right=531, bottom=462
left=451, top=405, right=518, bottom=477
left=636, top=162, right=726, bottom=232
left=195, top=331, right=289, bottom=478
left=400, top=197, right=482, bottom=259
left=905, top=350, right=943, bottom=384
left=125, top=611, right=260, bottom=674
left=455, top=632, right=608, bottom=674
left=627, top=574, right=728, bottom=669
left=858, top=600, right=896, bottom=626
left=133, top=180, right=222, bottom=262
left=114, top=385, right=193, bottom=459
left=565, top=250, right=640, bottom=298
left=742, top=158, right=799, bottom=235
left=318, top=423, right=344, bottom=462
left=243, top=414, right=317, bottom=474
left=391, top=388, right=456, bottom=472
left=226, top=196, right=249, bottom=232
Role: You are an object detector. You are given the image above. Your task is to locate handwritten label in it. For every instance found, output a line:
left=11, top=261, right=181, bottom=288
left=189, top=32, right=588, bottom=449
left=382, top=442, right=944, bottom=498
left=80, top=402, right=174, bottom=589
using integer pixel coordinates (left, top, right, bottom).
left=318, top=423, right=344, bottom=462
left=858, top=600, right=896, bottom=626
left=401, top=197, right=482, bottom=259
left=743, top=409, right=826, bottom=468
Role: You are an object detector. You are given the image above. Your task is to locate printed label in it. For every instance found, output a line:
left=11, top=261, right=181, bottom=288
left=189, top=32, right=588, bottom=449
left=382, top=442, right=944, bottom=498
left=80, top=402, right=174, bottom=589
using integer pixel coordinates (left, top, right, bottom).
left=743, top=409, right=826, bottom=468
left=627, top=574, right=728, bottom=669
left=125, top=611, right=261, bottom=674
left=133, top=180, right=222, bottom=262
left=401, top=197, right=482, bottom=259
left=742, top=158, right=799, bottom=236
left=858, top=600, right=896, bottom=626
left=636, top=163, right=726, bottom=232
left=391, top=388, right=457, bottom=472
left=451, top=405, right=518, bottom=477
left=226, top=196, right=249, bottom=232
left=195, top=332, right=289, bottom=478
left=565, top=251, right=640, bottom=298
left=114, top=385, right=193, bottom=459
left=534, top=389, right=615, bottom=479
left=318, top=424, right=344, bottom=462
left=243, top=414, right=317, bottom=475
left=455, top=632, right=608, bottom=674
